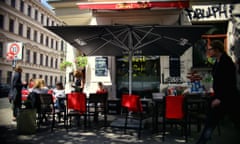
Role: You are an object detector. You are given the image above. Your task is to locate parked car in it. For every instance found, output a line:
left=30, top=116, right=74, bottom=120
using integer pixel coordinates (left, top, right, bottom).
left=0, top=83, right=11, bottom=97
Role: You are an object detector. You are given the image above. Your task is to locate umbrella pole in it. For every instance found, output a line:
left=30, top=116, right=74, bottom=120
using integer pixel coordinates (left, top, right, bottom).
left=128, top=51, right=133, bottom=94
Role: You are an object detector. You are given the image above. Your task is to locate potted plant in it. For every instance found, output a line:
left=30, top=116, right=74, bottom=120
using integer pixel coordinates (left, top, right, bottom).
left=60, top=60, right=73, bottom=71
left=75, top=56, right=88, bottom=70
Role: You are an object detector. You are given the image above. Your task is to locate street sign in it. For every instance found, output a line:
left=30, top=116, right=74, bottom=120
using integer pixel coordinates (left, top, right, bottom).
left=6, top=51, right=14, bottom=60
left=7, top=42, right=23, bottom=60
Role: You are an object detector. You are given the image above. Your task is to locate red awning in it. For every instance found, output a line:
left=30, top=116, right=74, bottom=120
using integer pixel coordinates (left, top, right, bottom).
left=77, top=1, right=189, bottom=10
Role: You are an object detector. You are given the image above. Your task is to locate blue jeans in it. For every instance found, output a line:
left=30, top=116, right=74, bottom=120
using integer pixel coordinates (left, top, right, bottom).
left=196, top=106, right=224, bottom=144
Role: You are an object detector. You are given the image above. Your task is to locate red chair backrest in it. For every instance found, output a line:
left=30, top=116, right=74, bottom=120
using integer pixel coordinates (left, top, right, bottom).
left=165, top=95, right=185, bottom=119
left=121, top=94, right=143, bottom=112
left=67, top=92, right=86, bottom=113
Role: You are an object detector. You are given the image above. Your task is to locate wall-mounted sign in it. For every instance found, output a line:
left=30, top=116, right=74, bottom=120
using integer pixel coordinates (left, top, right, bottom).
left=95, top=57, right=108, bottom=77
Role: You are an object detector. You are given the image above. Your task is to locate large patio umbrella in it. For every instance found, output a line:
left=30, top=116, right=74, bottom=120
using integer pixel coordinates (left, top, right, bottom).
left=47, top=25, right=212, bottom=94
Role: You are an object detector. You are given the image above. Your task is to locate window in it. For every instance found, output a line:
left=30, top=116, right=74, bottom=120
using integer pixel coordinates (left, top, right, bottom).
left=169, top=56, right=180, bottom=77
left=45, top=36, right=49, bottom=47
left=34, top=30, right=37, bottom=42
left=46, top=17, right=49, bottom=26
left=10, top=0, right=15, bottom=8
left=60, top=76, right=63, bottom=83
left=27, top=5, right=31, bottom=17
left=40, top=33, right=43, bottom=44
left=9, top=19, right=14, bottom=33
left=55, top=76, right=57, bottom=85
left=25, top=73, right=29, bottom=83
left=32, top=74, right=36, bottom=79
left=41, top=13, right=44, bottom=24
left=27, top=27, right=31, bottom=39
left=55, top=41, right=58, bottom=50
left=20, top=0, right=24, bottom=12
left=40, top=54, right=43, bottom=65
left=18, top=23, right=23, bottom=36
left=45, top=55, right=48, bottom=66
left=51, top=38, right=54, bottom=48
left=0, top=14, right=4, bottom=29
left=44, top=75, right=48, bottom=86
left=26, top=49, right=30, bottom=63
left=7, top=71, right=12, bottom=84
left=34, top=9, right=38, bottom=21
left=116, top=56, right=160, bottom=98
left=61, top=40, right=64, bottom=51
left=50, top=57, right=53, bottom=68
left=33, top=52, right=37, bottom=64
left=55, top=58, right=58, bottom=69
left=50, top=76, right=53, bottom=87
left=0, top=42, right=3, bottom=57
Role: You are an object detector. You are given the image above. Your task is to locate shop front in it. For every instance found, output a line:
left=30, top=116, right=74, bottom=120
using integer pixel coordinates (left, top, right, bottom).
left=48, top=0, right=213, bottom=98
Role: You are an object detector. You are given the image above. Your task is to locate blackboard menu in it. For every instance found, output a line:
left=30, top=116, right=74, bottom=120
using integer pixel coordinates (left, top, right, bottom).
left=95, top=57, right=108, bottom=76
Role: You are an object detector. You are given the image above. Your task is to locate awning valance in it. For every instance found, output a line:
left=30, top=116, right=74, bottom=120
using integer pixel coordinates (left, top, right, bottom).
left=77, top=0, right=189, bottom=10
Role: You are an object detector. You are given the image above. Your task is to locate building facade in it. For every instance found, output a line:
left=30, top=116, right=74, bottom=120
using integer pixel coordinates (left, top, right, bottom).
left=0, top=0, right=67, bottom=87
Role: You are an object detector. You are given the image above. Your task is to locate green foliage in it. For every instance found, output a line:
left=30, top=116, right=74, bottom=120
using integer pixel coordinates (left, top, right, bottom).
left=60, top=61, right=73, bottom=70
left=204, top=57, right=216, bottom=66
left=75, top=56, right=88, bottom=68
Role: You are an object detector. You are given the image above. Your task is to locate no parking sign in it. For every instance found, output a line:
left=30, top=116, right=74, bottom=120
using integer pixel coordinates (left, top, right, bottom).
left=7, top=42, right=23, bottom=60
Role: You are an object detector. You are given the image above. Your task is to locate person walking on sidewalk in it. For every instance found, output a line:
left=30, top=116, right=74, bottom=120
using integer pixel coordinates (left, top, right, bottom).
left=9, top=65, right=23, bottom=121
left=196, top=40, right=238, bottom=144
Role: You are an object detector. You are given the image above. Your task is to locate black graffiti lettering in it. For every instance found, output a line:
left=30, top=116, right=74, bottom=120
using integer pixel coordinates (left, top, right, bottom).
left=186, top=4, right=232, bottom=20
left=206, top=7, right=214, bottom=18
left=195, top=8, right=205, bottom=19
left=185, top=8, right=193, bottom=20
left=219, top=4, right=228, bottom=18
left=211, top=6, right=219, bottom=18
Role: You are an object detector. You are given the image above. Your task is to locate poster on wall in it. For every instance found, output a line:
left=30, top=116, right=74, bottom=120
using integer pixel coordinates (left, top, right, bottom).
left=95, top=57, right=108, bottom=77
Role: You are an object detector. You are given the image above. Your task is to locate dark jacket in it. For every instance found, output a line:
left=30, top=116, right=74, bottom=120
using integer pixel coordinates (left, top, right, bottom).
left=212, top=53, right=237, bottom=111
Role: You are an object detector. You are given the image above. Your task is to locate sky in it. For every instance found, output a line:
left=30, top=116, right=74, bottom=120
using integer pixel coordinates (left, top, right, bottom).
left=41, top=0, right=53, bottom=10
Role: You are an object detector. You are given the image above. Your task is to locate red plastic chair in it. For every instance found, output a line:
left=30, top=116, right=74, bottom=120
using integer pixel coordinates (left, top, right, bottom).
left=121, top=94, right=144, bottom=138
left=21, top=89, right=29, bottom=102
left=66, top=92, right=87, bottom=129
left=163, top=95, right=188, bottom=142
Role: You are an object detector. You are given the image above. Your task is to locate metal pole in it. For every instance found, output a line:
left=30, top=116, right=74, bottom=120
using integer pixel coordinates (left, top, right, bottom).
left=129, top=51, right=132, bottom=94
left=12, top=59, right=16, bottom=70
left=128, top=27, right=133, bottom=95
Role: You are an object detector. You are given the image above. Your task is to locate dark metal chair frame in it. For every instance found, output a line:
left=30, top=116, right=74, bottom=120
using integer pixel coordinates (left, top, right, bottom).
left=87, top=93, right=108, bottom=127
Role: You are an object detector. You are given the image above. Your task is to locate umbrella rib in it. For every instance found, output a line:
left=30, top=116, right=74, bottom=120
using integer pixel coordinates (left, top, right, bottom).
left=135, top=37, right=162, bottom=51
left=133, top=27, right=155, bottom=49
left=88, top=40, right=112, bottom=55
left=105, top=27, right=129, bottom=51
left=163, top=36, right=192, bottom=46
left=100, top=37, right=127, bottom=49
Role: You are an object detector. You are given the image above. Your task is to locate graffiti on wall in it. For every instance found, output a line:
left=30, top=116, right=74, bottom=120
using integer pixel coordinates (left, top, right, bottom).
left=186, top=4, right=233, bottom=21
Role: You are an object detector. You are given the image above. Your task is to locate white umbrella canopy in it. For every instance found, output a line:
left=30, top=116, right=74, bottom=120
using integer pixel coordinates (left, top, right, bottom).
left=47, top=25, right=212, bottom=94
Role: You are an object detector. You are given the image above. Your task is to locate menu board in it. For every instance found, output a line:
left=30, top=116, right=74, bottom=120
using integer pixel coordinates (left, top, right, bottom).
left=95, top=57, right=108, bottom=76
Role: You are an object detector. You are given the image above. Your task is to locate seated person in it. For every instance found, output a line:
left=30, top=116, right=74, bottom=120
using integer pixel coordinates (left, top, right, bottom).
left=96, top=82, right=107, bottom=94
left=27, top=79, right=49, bottom=110
left=53, top=82, right=66, bottom=110
left=71, top=70, right=84, bottom=92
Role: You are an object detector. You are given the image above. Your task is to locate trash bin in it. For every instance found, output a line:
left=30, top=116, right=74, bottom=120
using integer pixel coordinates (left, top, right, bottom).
left=17, top=109, right=37, bottom=134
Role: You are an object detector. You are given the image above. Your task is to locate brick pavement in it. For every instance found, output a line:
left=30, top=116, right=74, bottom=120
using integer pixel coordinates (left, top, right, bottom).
left=1, top=97, right=240, bottom=144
